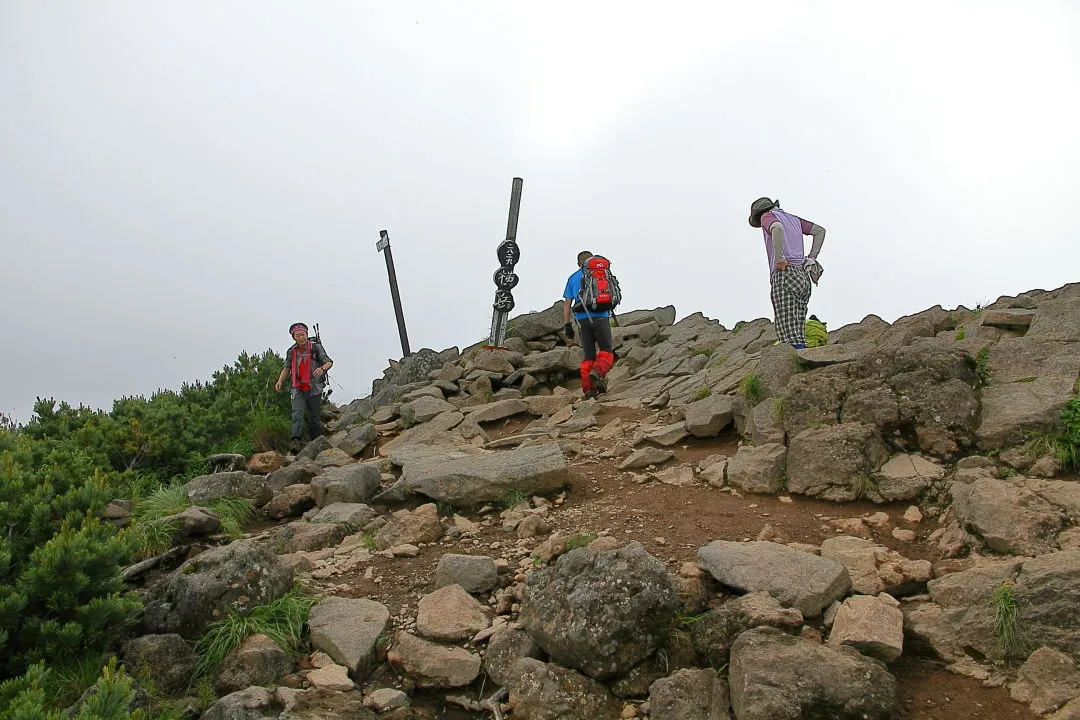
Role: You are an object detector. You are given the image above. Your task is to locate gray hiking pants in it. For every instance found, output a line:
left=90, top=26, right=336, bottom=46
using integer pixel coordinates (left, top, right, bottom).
left=290, top=388, right=323, bottom=441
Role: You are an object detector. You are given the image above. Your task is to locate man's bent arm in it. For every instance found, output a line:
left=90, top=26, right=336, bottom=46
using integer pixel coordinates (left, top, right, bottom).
left=807, top=223, right=825, bottom=258
left=769, top=221, right=786, bottom=262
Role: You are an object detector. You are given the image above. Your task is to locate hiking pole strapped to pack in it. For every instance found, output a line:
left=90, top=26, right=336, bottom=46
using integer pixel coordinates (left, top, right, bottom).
left=312, top=323, right=333, bottom=399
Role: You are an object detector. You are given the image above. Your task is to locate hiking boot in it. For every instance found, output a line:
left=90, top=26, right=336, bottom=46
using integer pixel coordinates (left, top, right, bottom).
left=583, top=390, right=597, bottom=400
left=589, top=368, right=607, bottom=394
left=289, top=438, right=302, bottom=454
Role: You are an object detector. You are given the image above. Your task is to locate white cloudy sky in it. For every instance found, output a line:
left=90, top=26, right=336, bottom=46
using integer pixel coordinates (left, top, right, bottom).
left=2, top=1, right=1078, bottom=423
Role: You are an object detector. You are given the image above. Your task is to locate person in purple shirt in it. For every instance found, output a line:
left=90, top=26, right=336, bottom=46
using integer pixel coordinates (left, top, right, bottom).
left=749, top=197, right=826, bottom=349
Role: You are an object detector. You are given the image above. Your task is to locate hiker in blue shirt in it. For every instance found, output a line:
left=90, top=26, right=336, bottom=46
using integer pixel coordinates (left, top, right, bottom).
left=563, top=251, right=615, bottom=399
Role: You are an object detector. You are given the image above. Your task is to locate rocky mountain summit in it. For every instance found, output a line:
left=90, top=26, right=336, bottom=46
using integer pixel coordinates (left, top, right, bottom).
left=120, top=283, right=1080, bottom=719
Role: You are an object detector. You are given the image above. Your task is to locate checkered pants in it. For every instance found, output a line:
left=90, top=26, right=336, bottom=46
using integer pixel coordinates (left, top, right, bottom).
left=770, top=264, right=812, bottom=346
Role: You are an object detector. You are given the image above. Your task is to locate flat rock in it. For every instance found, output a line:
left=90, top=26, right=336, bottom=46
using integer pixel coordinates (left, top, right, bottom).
left=828, top=594, right=904, bottom=663
left=395, top=443, right=569, bottom=507
left=697, top=540, right=851, bottom=617
left=415, top=584, right=490, bottom=641
left=387, top=631, right=481, bottom=689
left=308, top=596, right=390, bottom=678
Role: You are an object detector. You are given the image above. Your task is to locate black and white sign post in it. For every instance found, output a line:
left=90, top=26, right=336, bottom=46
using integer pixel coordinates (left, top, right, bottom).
left=376, top=230, right=412, bottom=358
left=489, top=177, right=523, bottom=347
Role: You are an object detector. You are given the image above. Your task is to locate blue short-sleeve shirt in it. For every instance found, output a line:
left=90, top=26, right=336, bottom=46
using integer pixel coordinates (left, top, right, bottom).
left=563, top=269, right=609, bottom=321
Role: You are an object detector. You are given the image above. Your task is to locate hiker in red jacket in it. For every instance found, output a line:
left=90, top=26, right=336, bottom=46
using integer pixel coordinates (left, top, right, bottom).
left=274, top=322, right=333, bottom=453
left=563, top=251, right=615, bottom=399
left=749, top=197, right=826, bottom=349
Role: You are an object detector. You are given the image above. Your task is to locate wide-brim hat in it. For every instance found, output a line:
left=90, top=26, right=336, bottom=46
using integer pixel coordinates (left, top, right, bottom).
left=748, top=197, right=778, bottom=228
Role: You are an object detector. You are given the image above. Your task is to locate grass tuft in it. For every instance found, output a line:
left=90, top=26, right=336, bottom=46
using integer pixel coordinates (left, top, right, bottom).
left=954, top=327, right=966, bottom=341
left=208, top=497, right=256, bottom=538
left=975, top=346, right=991, bottom=385
left=194, top=588, right=316, bottom=678
left=739, top=373, right=764, bottom=406
left=566, top=532, right=597, bottom=550
left=501, top=489, right=529, bottom=510
left=991, top=581, right=1025, bottom=662
left=850, top=474, right=878, bottom=500
left=690, top=386, right=712, bottom=402
left=133, top=483, right=189, bottom=522
left=771, top=397, right=785, bottom=422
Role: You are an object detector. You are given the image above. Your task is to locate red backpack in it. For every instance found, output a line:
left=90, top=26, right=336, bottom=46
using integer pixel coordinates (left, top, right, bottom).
left=576, top=256, right=622, bottom=314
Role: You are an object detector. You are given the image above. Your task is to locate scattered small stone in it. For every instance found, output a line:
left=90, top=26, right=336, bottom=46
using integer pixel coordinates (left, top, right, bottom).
left=903, top=506, right=923, bottom=524
left=891, top=528, right=916, bottom=542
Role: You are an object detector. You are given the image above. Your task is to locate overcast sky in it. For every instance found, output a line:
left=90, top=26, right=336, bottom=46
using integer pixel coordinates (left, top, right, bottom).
left=2, top=1, right=1078, bottom=423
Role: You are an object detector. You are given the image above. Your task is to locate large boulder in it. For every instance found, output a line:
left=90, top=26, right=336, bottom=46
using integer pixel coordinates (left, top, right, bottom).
left=508, top=658, right=622, bottom=720
left=904, top=552, right=1080, bottom=669
left=143, top=541, right=292, bottom=639
left=820, top=535, right=931, bottom=596
left=399, top=396, right=456, bottom=427
left=268, top=521, right=350, bottom=554
left=310, top=463, right=381, bottom=507
left=216, top=634, right=293, bottom=694
left=122, top=634, right=196, bottom=696
left=690, top=591, right=802, bottom=667
left=725, top=443, right=786, bottom=495
left=876, top=453, right=944, bottom=502
left=201, top=687, right=279, bottom=720
left=415, top=584, right=490, bottom=641
left=506, top=302, right=566, bottom=342
left=333, top=423, right=378, bottom=457
left=266, top=458, right=321, bottom=492
left=784, top=346, right=980, bottom=456
left=682, top=394, right=736, bottom=438
left=786, top=423, right=889, bottom=502
left=697, top=541, right=851, bottom=618
left=951, top=477, right=1066, bottom=556
left=484, top=625, right=544, bottom=687
left=828, top=594, right=904, bottom=663
left=468, top=399, right=530, bottom=424
left=728, top=627, right=897, bottom=720
left=519, top=542, right=678, bottom=679
left=374, top=503, right=444, bottom=549
left=387, top=631, right=481, bottom=689
left=308, top=596, right=390, bottom=679
left=433, top=554, right=498, bottom=593
left=395, top=444, right=570, bottom=507
left=185, top=471, right=271, bottom=507
left=648, top=668, right=732, bottom=720
left=978, top=376, right=1077, bottom=451
left=1009, top=646, right=1080, bottom=716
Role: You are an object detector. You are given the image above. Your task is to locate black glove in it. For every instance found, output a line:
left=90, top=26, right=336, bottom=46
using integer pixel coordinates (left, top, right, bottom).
left=564, top=323, right=575, bottom=340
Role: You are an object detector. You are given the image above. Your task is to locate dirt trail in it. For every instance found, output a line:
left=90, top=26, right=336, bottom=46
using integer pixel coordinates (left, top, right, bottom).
left=310, top=401, right=1036, bottom=719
